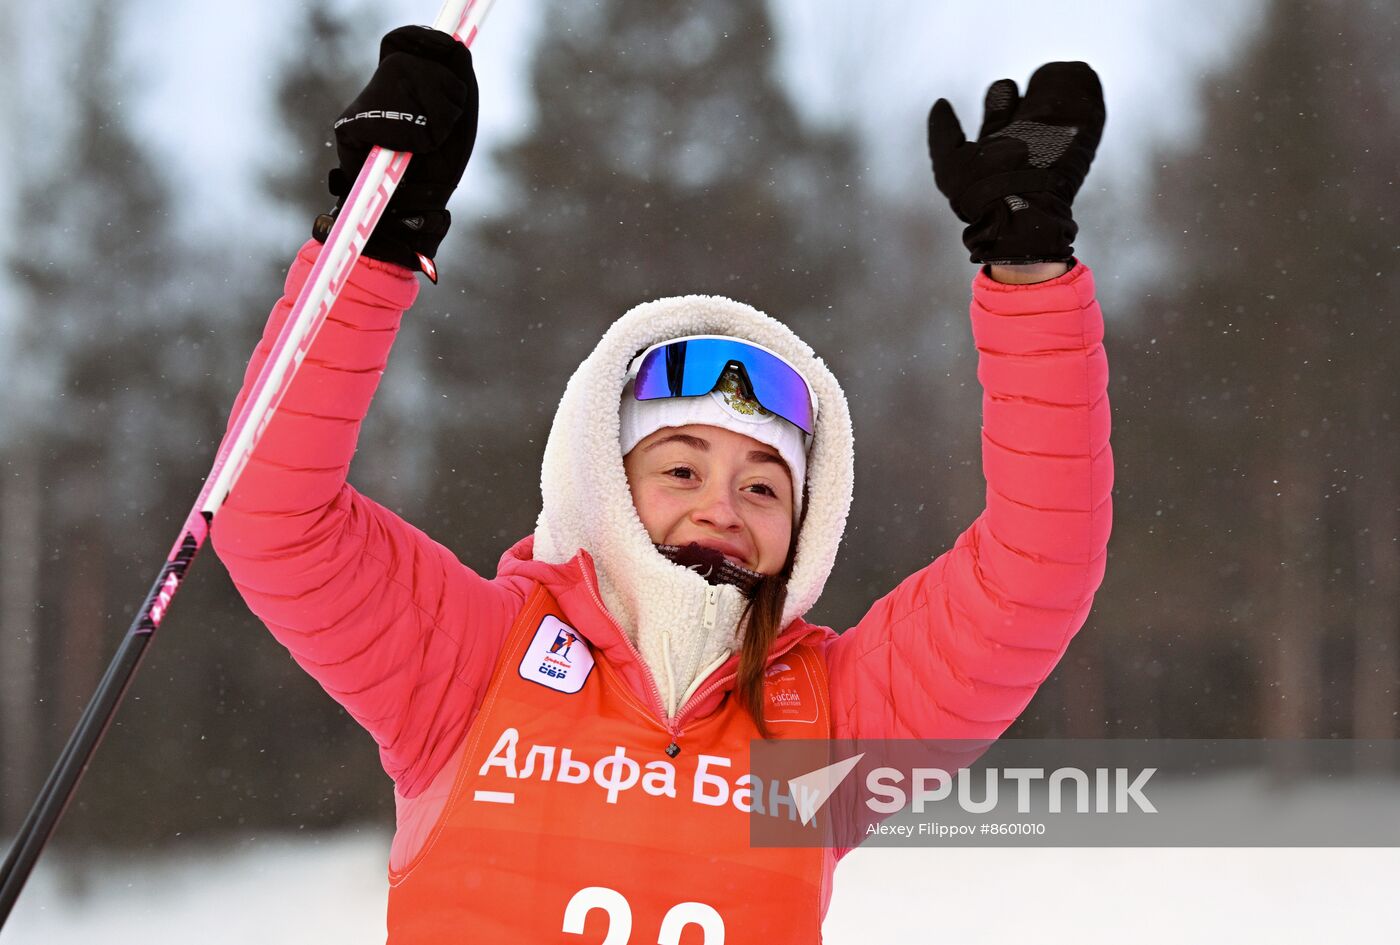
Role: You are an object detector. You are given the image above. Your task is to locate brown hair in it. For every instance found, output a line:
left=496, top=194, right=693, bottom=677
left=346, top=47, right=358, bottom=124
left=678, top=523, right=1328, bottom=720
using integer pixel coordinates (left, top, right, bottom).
left=735, top=535, right=799, bottom=739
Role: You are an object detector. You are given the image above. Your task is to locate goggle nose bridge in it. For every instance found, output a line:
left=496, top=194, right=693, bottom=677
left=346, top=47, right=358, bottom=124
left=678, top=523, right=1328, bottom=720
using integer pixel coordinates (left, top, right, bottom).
left=718, top=359, right=758, bottom=402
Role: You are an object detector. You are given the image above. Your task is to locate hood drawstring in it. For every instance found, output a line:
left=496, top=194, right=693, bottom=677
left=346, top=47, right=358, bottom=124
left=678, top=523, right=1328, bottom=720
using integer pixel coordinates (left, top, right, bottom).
left=660, top=629, right=678, bottom=718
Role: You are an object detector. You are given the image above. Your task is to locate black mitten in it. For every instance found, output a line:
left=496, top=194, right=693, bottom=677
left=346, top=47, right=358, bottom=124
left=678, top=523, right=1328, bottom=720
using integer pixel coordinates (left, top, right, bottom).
left=313, top=25, right=479, bottom=280
left=928, top=62, right=1104, bottom=265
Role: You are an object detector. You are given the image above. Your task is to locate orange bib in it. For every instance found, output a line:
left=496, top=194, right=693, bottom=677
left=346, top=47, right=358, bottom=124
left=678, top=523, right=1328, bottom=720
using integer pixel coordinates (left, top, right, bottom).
left=387, top=586, right=831, bottom=944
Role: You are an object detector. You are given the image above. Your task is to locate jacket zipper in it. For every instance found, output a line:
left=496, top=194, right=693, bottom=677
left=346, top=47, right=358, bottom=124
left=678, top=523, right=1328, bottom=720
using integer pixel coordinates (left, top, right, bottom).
left=578, top=560, right=676, bottom=743
left=701, top=585, right=720, bottom=636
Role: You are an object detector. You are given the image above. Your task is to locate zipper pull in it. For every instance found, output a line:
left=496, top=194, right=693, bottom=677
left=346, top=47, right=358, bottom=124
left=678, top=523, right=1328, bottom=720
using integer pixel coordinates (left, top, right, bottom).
left=702, top=585, right=720, bottom=634
left=665, top=741, right=681, bottom=759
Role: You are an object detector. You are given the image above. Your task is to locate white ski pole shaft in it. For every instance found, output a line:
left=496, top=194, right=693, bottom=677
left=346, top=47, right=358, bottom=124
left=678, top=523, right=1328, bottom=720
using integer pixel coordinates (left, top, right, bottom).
left=0, top=0, right=497, bottom=925
left=201, top=0, right=496, bottom=521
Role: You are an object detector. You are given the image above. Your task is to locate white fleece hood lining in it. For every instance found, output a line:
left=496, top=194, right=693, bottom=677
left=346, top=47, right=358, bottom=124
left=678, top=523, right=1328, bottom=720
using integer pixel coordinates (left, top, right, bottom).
left=533, top=295, right=854, bottom=719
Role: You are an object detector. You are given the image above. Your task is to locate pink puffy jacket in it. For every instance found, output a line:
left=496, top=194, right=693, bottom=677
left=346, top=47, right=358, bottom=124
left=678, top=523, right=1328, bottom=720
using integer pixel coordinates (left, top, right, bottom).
left=212, top=241, right=1111, bottom=806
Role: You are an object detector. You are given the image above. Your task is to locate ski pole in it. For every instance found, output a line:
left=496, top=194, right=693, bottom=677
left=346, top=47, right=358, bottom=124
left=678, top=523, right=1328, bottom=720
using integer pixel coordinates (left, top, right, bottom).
left=0, top=0, right=497, bottom=924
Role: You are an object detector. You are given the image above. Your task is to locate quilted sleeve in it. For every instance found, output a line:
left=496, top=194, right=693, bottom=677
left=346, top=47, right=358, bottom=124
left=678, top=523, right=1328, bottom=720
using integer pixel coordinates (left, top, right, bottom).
left=826, top=261, right=1112, bottom=740
left=210, top=240, right=529, bottom=798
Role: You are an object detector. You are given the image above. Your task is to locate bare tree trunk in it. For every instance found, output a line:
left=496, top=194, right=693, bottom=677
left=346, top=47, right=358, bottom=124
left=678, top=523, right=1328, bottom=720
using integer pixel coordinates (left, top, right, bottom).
left=1261, top=453, right=1324, bottom=744
left=1351, top=458, right=1399, bottom=746
left=59, top=523, right=107, bottom=740
left=1, top=446, right=43, bottom=831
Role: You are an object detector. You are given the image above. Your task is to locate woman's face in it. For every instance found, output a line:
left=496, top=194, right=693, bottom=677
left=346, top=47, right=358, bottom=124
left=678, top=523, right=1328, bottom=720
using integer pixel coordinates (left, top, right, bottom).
left=623, top=423, right=795, bottom=575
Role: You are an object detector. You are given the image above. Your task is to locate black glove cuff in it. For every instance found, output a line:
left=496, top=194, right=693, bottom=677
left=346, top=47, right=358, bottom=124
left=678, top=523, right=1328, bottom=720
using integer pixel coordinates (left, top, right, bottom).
left=979, top=254, right=1076, bottom=266
left=962, top=191, right=1076, bottom=265
left=311, top=202, right=450, bottom=282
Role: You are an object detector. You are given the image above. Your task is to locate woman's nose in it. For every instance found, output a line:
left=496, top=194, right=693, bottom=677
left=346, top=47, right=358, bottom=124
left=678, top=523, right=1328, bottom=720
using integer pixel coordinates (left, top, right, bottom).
left=691, top=485, right=741, bottom=531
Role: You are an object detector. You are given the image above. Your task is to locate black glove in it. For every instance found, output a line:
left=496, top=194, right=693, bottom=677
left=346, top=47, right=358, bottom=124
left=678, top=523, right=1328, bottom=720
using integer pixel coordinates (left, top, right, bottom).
left=927, top=62, right=1104, bottom=266
left=313, top=25, right=479, bottom=280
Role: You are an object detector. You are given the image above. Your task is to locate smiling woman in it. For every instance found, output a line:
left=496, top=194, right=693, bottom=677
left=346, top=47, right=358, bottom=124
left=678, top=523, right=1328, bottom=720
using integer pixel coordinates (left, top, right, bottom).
left=623, top=425, right=797, bottom=576
left=206, top=20, right=1111, bottom=945
left=623, top=418, right=803, bottom=737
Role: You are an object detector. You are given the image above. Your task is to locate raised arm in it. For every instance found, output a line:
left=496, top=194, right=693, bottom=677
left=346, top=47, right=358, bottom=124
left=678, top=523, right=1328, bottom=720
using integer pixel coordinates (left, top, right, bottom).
left=827, top=62, right=1111, bottom=740
left=211, top=29, right=527, bottom=798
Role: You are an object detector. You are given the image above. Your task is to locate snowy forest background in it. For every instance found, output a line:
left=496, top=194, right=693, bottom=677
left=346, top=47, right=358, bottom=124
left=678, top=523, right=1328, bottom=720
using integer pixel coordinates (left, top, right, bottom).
left=0, top=0, right=1397, bottom=940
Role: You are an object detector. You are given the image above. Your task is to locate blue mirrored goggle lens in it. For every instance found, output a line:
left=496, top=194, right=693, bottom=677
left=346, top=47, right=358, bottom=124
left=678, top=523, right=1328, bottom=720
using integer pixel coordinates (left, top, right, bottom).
left=632, top=338, right=814, bottom=435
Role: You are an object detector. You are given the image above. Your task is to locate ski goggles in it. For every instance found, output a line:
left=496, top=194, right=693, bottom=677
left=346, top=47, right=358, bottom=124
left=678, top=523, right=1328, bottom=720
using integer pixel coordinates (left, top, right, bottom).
left=624, top=335, right=818, bottom=436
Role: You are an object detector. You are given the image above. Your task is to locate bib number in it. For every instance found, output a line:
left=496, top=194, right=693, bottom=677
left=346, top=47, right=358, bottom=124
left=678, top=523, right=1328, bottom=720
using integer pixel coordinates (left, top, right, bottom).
left=563, top=886, right=725, bottom=944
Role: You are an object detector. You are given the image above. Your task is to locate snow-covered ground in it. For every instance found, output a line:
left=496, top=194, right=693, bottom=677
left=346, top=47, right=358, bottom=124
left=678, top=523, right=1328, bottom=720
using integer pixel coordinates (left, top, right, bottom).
left=6, top=833, right=1397, bottom=943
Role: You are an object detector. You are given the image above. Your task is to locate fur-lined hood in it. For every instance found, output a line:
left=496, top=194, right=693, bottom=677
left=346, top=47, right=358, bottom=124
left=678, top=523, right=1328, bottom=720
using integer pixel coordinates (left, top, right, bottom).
left=532, top=295, right=854, bottom=719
